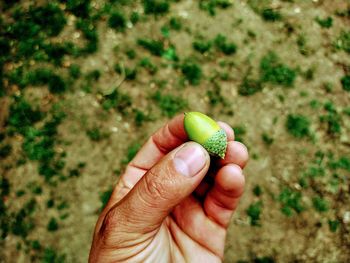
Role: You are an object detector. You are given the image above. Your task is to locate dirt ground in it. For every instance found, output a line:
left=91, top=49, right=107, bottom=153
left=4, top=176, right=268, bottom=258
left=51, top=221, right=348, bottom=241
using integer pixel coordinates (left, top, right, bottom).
left=1, top=0, right=350, bottom=262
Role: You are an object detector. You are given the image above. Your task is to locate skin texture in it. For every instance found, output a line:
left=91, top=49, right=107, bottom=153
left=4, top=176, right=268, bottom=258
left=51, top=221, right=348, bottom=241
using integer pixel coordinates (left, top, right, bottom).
left=89, top=114, right=249, bottom=263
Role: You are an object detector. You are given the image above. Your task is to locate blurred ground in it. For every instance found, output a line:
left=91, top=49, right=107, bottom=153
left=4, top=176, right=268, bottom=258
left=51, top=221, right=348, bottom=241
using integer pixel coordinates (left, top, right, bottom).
left=0, top=0, right=350, bottom=262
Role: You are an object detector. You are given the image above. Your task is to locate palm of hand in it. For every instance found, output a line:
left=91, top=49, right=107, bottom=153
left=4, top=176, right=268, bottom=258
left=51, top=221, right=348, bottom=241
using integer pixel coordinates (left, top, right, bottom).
left=89, top=115, right=248, bottom=262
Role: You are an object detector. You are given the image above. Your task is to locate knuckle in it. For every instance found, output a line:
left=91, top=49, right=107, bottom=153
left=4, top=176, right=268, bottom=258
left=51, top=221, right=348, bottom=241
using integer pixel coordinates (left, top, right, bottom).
left=143, top=166, right=177, bottom=203
left=98, top=207, right=121, bottom=244
left=99, top=209, right=114, bottom=236
left=144, top=169, right=169, bottom=200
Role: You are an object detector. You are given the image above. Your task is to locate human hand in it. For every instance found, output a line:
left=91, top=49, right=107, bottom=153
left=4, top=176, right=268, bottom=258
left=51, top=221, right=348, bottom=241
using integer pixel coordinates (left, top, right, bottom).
left=89, top=113, right=249, bottom=262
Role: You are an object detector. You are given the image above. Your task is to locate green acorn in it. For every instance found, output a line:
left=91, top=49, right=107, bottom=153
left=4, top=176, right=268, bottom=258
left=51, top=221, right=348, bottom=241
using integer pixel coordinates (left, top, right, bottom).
left=184, top=112, right=227, bottom=159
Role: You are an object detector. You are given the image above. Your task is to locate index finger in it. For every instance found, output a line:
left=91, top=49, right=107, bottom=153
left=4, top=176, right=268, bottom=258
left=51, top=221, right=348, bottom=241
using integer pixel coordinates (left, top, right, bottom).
left=130, top=113, right=188, bottom=171
left=101, top=114, right=189, bottom=211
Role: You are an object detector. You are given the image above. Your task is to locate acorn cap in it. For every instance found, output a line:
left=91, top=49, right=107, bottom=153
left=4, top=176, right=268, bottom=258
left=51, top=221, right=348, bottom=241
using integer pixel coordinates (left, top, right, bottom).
left=203, top=129, right=227, bottom=159
left=184, top=112, right=227, bottom=158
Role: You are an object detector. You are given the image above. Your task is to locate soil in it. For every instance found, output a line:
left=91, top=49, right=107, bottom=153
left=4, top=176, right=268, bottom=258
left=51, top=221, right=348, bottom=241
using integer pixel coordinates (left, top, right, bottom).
left=1, top=0, right=349, bottom=262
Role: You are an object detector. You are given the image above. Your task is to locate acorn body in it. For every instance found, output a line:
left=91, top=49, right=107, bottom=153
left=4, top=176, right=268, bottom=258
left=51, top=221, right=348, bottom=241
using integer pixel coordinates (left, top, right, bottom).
left=184, top=112, right=227, bottom=158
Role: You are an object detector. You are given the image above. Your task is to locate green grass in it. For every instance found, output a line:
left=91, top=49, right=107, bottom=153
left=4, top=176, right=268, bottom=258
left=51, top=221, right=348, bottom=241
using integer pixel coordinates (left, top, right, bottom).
left=134, top=109, right=153, bottom=126
left=328, top=219, right=340, bottom=232
left=161, top=25, right=170, bottom=38
left=121, top=142, right=142, bottom=165
left=238, top=77, right=262, bottom=96
left=199, top=0, right=232, bottom=16
left=137, top=38, right=165, bottom=56
left=86, top=69, right=101, bottom=81
left=214, top=34, right=237, bottom=55
left=260, top=52, right=296, bottom=87
left=99, top=187, right=113, bottom=209
left=320, top=101, right=342, bottom=136
left=341, top=75, right=350, bottom=91
left=47, top=217, right=59, bottom=231
left=253, top=185, right=263, bottom=196
left=27, top=182, right=42, bottom=195
left=11, top=198, right=37, bottom=237
left=302, top=67, right=316, bottom=81
left=86, top=127, right=108, bottom=141
left=13, top=3, right=66, bottom=37
left=44, top=42, right=76, bottom=66
left=334, top=31, right=350, bottom=53
left=192, top=34, right=237, bottom=55
left=108, top=11, right=127, bottom=32
left=297, top=34, right=311, bottom=56
left=24, top=68, right=68, bottom=93
left=262, top=133, right=274, bottom=146
left=247, top=1, right=282, bottom=22
left=286, top=114, right=310, bottom=138
left=193, top=39, right=212, bottom=54
left=261, top=8, right=282, bottom=21
left=68, top=64, right=81, bottom=79
left=143, top=0, right=170, bottom=15
left=101, top=89, right=132, bottom=114
left=246, top=201, right=263, bottom=226
left=114, top=64, right=138, bottom=80
left=0, top=144, right=12, bottom=159
left=41, top=247, right=66, bottom=263
left=152, top=91, right=187, bottom=117
left=162, top=46, right=179, bottom=61
left=181, top=60, right=203, bottom=85
left=278, top=188, right=305, bottom=216
left=344, top=107, right=350, bottom=116
left=169, top=17, right=182, bottom=31
left=0, top=133, right=5, bottom=143
left=130, top=11, right=140, bottom=24
left=139, top=57, right=158, bottom=74
left=8, top=97, right=43, bottom=133
left=233, top=125, right=246, bottom=143
left=327, top=156, right=350, bottom=172
left=69, top=164, right=84, bottom=178
left=315, top=16, right=333, bottom=28
left=24, top=68, right=54, bottom=86
left=23, top=123, right=60, bottom=161
left=125, top=49, right=136, bottom=59
left=65, top=0, right=91, bottom=18
left=207, top=82, right=227, bottom=106
left=47, top=75, right=68, bottom=93
left=312, top=196, right=329, bottom=213
left=335, top=7, right=350, bottom=18
left=303, top=164, right=325, bottom=179
left=75, top=18, right=99, bottom=54
left=0, top=1, right=348, bottom=260
left=8, top=100, right=67, bottom=182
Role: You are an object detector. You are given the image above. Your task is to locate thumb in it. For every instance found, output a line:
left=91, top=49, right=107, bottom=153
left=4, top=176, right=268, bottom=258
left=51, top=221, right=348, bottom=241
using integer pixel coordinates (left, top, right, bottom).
left=106, top=142, right=210, bottom=235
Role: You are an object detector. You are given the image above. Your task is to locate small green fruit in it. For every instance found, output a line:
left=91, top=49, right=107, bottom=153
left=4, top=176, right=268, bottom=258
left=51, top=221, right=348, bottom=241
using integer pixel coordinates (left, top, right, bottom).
left=184, top=112, right=227, bottom=158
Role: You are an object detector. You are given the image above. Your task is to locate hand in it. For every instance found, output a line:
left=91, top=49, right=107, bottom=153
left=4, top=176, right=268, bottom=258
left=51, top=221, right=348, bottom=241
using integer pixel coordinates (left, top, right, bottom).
left=89, top=114, right=249, bottom=262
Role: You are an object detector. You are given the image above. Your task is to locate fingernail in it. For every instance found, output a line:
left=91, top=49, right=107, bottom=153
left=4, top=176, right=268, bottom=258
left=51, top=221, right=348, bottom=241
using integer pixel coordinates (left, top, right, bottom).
left=173, top=143, right=206, bottom=177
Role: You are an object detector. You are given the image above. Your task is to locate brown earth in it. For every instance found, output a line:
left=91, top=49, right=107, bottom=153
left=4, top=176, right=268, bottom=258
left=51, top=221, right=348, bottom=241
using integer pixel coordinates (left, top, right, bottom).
left=1, top=0, right=350, bottom=262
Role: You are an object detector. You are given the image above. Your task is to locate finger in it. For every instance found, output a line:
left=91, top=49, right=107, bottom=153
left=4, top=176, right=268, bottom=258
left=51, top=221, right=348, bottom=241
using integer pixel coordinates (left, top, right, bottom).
left=217, top=141, right=249, bottom=168
left=203, top=164, right=245, bottom=227
left=169, top=197, right=225, bottom=260
left=194, top=140, right=248, bottom=199
left=99, top=142, right=210, bottom=242
left=131, top=114, right=188, bottom=170
left=108, top=114, right=187, bottom=205
left=167, top=219, right=222, bottom=262
left=217, top=121, right=234, bottom=141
